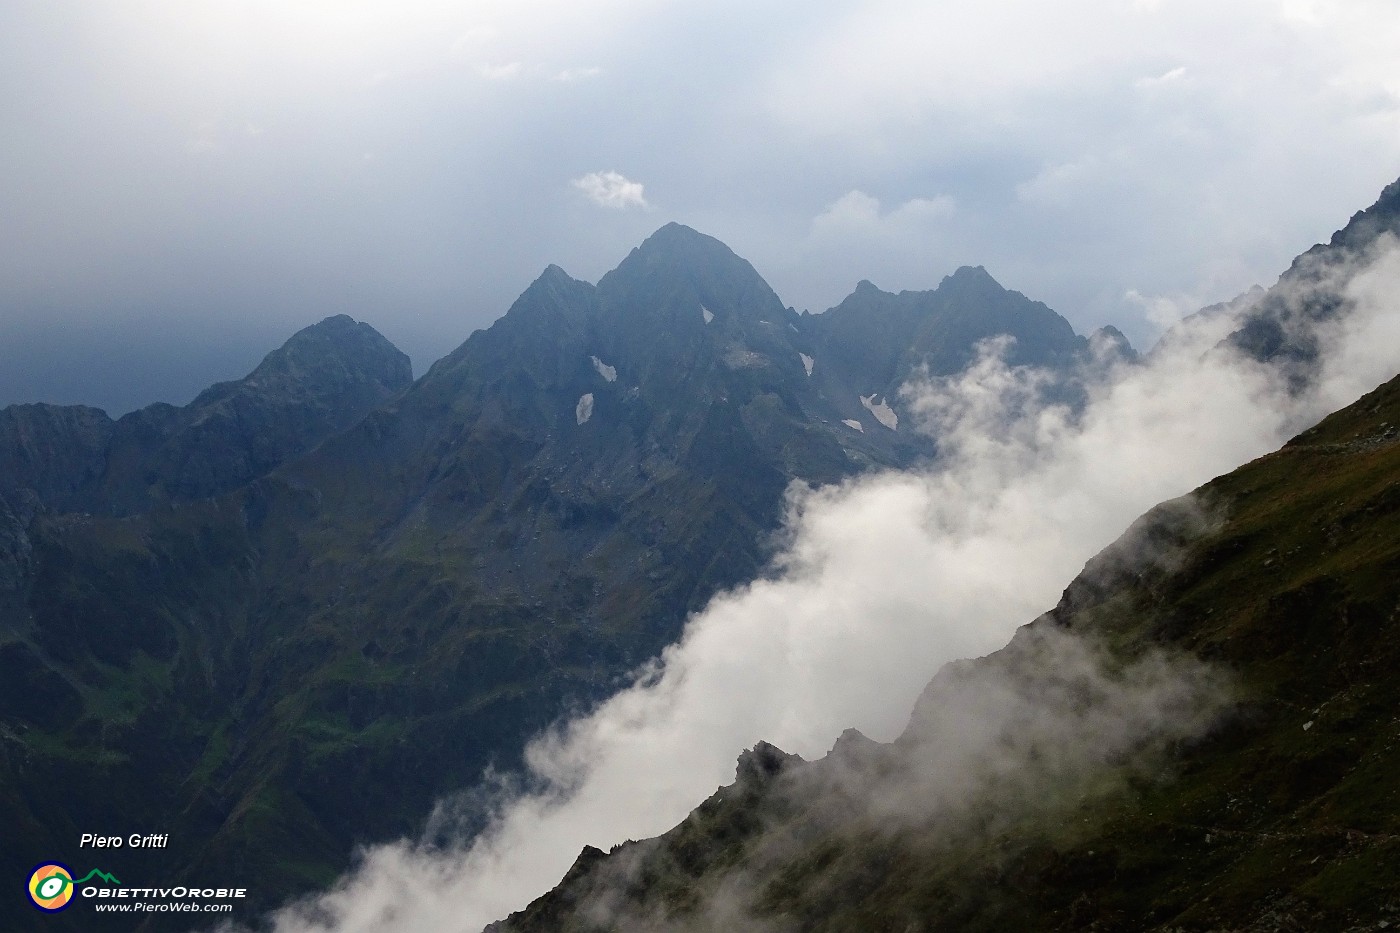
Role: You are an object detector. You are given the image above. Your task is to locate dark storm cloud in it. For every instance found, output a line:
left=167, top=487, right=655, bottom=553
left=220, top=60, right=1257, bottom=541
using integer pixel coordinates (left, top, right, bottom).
left=2, top=0, right=1398, bottom=412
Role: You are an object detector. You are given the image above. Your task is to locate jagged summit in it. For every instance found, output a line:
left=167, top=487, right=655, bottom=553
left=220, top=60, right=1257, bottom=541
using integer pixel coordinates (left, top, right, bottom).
left=939, top=264, right=998, bottom=287
left=421, top=261, right=598, bottom=390
left=597, top=222, right=787, bottom=327
left=506, top=263, right=594, bottom=317
left=934, top=264, right=1041, bottom=309
left=523, top=263, right=585, bottom=295
left=848, top=266, right=1005, bottom=303
left=613, top=222, right=757, bottom=280
left=0, top=316, right=412, bottom=516
left=234, top=314, right=412, bottom=396
left=188, top=313, right=411, bottom=418
left=843, top=267, right=1006, bottom=303
left=1090, top=324, right=1140, bottom=365
left=1326, top=173, right=1400, bottom=254
left=812, top=262, right=1093, bottom=396
left=634, top=222, right=736, bottom=258
left=735, top=740, right=803, bottom=787
left=1230, top=172, right=1400, bottom=373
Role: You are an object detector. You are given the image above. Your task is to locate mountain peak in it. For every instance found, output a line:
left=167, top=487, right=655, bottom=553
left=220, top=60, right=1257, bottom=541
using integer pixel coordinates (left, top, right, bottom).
left=625, top=223, right=755, bottom=273
left=639, top=221, right=721, bottom=250
left=938, top=265, right=1003, bottom=295
left=245, top=316, right=412, bottom=393
left=511, top=264, right=590, bottom=310
left=735, top=741, right=803, bottom=787
left=597, top=223, right=786, bottom=325
left=1324, top=173, right=1400, bottom=254
left=1089, top=324, right=1139, bottom=363
left=537, top=263, right=574, bottom=284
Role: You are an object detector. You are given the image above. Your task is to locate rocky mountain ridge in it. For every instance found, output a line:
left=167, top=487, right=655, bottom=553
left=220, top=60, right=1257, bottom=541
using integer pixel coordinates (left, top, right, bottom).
left=0, top=313, right=412, bottom=517
left=0, top=226, right=1108, bottom=931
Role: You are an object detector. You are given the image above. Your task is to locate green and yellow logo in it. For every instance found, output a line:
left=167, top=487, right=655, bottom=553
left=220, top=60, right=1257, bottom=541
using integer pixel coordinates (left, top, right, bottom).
left=27, top=862, right=121, bottom=913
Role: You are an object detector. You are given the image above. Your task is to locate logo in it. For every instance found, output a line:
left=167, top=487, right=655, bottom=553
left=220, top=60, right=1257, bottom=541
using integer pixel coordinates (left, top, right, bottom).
left=27, top=863, right=121, bottom=913
left=28, top=863, right=74, bottom=913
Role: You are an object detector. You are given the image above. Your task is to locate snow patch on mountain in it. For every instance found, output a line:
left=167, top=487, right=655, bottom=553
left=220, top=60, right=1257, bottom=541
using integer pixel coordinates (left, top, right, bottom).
left=861, top=394, right=898, bottom=430
left=591, top=356, right=617, bottom=383
left=576, top=394, right=594, bottom=425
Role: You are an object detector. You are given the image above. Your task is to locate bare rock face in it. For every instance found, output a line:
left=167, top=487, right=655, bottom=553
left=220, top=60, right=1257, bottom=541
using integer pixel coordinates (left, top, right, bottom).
left=0, top=403, right=114, bottom=510
left=735, top=740, right=804, bottom=787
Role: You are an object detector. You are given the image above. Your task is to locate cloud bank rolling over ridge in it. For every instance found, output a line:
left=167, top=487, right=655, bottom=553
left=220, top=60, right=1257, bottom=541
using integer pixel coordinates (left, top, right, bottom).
left=212, top=225, right=1400, bottom=932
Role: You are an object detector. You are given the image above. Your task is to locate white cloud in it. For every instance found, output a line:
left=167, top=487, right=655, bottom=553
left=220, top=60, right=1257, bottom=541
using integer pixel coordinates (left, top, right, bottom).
left=572, top=170, right=649, bottom=210
left=744, top=0, right=1400, bottom=338
left=1135, top=65, right=1188, bottom=88
left=811, top=190, right=956, bottom=239
left=1124, top=287, right=1203, bottom=330
left=476, top=61, right=522, bottom=80
left=1015, top=154, right=1109, bottom=206
left=794, top=190, right=960, bottom=300
left=7, top=0, right=1400, bottom=398
left=553, top=66, right=602, bottom=82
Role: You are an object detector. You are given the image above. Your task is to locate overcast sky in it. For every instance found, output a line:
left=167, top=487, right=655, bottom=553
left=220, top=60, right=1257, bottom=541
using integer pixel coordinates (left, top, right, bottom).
left=3, top=0, right=1399, bottom=414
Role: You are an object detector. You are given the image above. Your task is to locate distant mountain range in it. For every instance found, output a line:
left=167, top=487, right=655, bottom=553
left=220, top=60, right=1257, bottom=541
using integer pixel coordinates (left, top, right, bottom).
left=0, top=314, right=411, bottom=518
left=0, top=222, right=1120, bottom=929
left=7, top=171, right=1399, bottom=931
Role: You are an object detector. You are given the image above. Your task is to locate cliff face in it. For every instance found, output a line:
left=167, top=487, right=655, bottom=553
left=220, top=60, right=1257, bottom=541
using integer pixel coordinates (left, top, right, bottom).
left=0, top=403, right=115, bottom=511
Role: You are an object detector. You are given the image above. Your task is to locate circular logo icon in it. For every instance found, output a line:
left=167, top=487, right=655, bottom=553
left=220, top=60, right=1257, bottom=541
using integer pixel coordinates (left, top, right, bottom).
left=28, top=863, right=75, bottom=912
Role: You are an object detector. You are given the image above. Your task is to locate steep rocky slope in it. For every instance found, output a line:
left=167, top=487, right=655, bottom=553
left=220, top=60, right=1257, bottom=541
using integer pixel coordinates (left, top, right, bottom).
left=1229, top=176, right=1400, bottom=378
